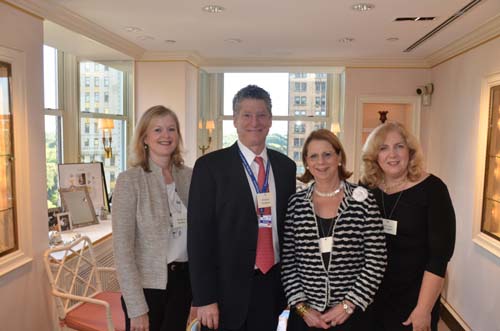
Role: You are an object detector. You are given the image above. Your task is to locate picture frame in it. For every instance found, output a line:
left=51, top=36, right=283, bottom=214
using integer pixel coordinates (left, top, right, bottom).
left=56, top=212, right=72, bottom=232
left=59, top=186, right=99, bottom=228
left=48, top=207, right=62, bottom=231
left=58, top=162, right=109, bottom=214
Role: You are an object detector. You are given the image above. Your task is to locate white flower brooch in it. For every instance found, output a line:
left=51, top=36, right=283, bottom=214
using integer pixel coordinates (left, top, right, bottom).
left=352, top=186, right=368, bottom=202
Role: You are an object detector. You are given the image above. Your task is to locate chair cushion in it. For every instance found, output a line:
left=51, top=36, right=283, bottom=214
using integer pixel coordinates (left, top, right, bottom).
left=65, top=291, right=125, bottom=331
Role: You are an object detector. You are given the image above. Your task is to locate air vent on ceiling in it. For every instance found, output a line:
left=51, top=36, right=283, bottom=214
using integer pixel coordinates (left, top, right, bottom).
left=403, top=0, right=484, bottom=52
left=395, top=17, right=436, bottom=21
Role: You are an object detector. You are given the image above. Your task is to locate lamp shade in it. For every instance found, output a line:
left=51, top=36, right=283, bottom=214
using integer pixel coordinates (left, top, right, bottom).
left=98, top=118, right=114, bottom=130
left=206, top=120, right=215, bottom=133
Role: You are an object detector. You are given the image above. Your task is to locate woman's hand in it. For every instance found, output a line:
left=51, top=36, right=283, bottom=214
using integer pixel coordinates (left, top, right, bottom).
left=301, top=306, right=330, bottom=329
left=130, top=313, right=149, bottom=331
left=320, top=301, right=354, bottom=327
left=402, top=306, right=431, bottom=331
left=187, top=306, right=198, bottom=325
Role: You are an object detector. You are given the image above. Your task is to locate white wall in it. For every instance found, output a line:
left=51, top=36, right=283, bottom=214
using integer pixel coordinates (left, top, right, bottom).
left=0, top=2, right=54, bottom=330
left=428, top=38, right=500, bottom=331
left=135, top=61, right=198, bottom=166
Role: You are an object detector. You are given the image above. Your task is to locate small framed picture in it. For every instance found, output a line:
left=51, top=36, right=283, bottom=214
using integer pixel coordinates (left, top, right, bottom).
left=56, top=212, right=72, bottom=232
left=48, top=207, right=62, bottom=231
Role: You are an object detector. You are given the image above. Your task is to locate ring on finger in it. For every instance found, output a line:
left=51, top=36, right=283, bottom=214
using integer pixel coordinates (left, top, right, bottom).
left=331, top=321, right=336, bottom=326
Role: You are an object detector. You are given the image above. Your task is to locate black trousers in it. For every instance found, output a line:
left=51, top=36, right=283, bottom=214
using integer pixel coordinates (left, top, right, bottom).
left=201, top=264, right=286, bottom=331
left=286, top=303, right=373, bottom=331
left=121, top=262, right=192, bottom=331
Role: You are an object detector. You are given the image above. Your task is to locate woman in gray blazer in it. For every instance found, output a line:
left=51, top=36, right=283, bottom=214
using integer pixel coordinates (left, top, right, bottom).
left=112, top=105, right=194, bottom=331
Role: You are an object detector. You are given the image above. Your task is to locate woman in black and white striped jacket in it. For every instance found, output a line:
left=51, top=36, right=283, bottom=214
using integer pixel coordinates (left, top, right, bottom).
left=282, top=129, right=386, bottom=331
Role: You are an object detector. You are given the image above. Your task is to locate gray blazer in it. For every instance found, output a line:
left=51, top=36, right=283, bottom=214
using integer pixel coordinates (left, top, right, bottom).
left=111, top=160, right=192, bottom=318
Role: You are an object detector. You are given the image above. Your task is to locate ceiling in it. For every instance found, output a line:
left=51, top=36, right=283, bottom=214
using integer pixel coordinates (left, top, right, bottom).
left=9, top=0, right=500, bottom=65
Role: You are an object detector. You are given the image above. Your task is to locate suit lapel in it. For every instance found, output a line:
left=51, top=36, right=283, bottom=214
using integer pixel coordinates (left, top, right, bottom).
left=229, top=143, right=258, bottom=218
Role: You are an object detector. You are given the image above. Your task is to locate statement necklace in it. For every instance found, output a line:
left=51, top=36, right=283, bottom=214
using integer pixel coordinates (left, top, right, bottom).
left=314, top=182, right=344, bottom=198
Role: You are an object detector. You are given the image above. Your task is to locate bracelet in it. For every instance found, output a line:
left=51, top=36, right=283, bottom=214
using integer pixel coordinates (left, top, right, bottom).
left=295, top=303, right=309, bottom=317
left=341, top=300, right=354, bottom=315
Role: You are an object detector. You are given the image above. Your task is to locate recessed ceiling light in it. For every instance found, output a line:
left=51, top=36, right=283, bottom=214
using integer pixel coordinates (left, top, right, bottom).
left=386, top=37, right=399, bottom=42
left=164, top=39, right=177, bottom=44
left=225, top=38, right=242, bottom=44
left=202, top=5, right=225, bottom=13
left=338, top=37, right=355, bottom=43
left=137, top=35, right=154, bottom=41
left=351, top=3, right=375, bottom=11
left=124, top=26, right=142, bottom=33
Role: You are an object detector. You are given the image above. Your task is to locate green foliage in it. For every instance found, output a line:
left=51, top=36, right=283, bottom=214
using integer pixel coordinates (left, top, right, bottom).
left=45, top=131, right=60, bottom=208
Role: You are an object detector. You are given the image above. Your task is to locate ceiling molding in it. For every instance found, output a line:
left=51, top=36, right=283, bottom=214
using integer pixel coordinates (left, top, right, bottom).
left=199, top=57, right=431, bottom=69
left=139, top=51, right=202, bottom=68
left=426, top=13, right=500, bottom=68
left=5, top=0, right=145, bottom=59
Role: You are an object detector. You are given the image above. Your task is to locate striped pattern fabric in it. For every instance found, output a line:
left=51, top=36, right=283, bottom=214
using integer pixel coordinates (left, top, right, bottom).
left=281, top=181, right=387, bottom=312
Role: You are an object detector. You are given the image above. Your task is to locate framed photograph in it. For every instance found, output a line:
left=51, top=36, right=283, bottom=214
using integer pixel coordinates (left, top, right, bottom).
left=58, top=162, right=109, bottom=214
left=56, top=212, right=72, bottom=232
left=59, top=186, right=99, bottom=228
left=48, top=207, right=62, bottom=231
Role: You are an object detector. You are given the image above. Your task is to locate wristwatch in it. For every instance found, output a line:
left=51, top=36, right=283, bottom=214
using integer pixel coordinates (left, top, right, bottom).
left=342, top=300, right=354, bottom=314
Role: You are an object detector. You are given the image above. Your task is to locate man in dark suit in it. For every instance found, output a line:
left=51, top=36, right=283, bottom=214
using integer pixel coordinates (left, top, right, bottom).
left=188, top=85, right=296, bottom=331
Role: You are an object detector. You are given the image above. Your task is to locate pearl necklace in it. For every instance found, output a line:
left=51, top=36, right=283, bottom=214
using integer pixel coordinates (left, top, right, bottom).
left=314, top=182, right=343, bottom=198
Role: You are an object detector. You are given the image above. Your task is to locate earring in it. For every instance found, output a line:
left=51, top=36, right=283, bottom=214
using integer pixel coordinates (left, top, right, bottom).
left=338, top=162, right=342, bottom=166
left=144, top=144, right=149, bottom=150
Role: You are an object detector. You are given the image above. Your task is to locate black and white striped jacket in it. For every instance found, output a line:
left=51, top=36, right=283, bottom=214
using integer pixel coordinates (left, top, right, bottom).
left=281, top=181, right=386, bottom=312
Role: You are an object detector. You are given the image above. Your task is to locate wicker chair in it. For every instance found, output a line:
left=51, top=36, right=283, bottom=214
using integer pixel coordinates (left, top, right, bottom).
left=44, top=236, right=125, bottom=331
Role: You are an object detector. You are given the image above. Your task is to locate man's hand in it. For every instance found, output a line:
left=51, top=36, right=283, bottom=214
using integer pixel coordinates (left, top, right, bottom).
left=197, top=303, right=219, bottom=330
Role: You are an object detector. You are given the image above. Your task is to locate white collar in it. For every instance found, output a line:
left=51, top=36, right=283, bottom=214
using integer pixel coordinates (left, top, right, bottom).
left=237, top=140, right=268, bottom=165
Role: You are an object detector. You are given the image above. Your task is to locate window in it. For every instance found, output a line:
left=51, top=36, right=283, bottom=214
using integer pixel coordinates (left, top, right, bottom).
left=79, top=61, right=129, bottom=192
left=214, top=72, right=337, bottom=175
left=293, top=138, right=305, bottom=147
left=43, top=46, right=63, bottom=208
left=294, top=82, right=307, bottom=92
left=44, top=46, right=133, bottom=208
left=315, top=81, right=326, bottom=93
left=294, top=123, right=306, bottom=133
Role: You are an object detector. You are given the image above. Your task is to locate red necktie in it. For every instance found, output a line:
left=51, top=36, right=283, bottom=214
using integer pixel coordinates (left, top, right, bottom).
left=254, top=156, right=274, bottom=274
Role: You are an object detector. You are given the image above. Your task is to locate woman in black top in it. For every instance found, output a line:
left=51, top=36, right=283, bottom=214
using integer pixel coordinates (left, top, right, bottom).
left=360, top=122, right=456, bottom=331
left=282, top=129, right=387, bottom=331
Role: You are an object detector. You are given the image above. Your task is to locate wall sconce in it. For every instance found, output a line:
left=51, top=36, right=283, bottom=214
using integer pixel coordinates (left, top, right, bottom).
left=98, top=119, right=114, bottom=158
left=198, top=119, right=215, bottom=155
left=378, top=110, right=389, bottom=123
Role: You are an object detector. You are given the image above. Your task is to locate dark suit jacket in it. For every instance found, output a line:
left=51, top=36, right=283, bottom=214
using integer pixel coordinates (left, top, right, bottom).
left=188, top=142, right=296, bottom=329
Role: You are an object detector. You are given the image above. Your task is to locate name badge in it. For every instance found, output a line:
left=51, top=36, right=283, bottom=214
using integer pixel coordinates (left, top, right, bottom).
left=172, top=211, right=187, bottom=228
left=258, top=214, right=272, bottom=228
left=382, top=218, right=398, bottom=235
left=319, top=237, right=333, bottom=253
left=257, top=192, right=272, bottom=209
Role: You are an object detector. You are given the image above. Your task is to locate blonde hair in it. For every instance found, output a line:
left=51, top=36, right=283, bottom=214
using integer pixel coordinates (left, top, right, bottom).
left=128, top=105, right=184, bottom=171
left=298, top=129, right=352, bottom=183
left=360, top=122, right=424, bottom=189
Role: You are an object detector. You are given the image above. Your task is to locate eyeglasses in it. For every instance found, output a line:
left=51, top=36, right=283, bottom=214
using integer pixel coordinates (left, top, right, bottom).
left=307, top=151, right=337, bottom=162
